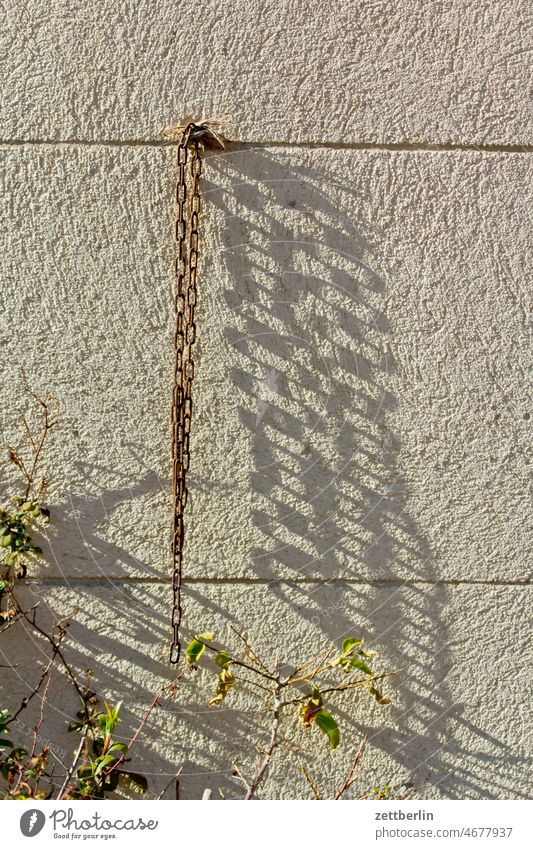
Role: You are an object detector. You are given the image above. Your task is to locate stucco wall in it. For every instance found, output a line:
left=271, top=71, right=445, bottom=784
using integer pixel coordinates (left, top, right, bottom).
left=1, top=0, right=531, bottom=799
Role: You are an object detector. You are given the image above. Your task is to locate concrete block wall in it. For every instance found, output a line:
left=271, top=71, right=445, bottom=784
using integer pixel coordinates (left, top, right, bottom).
left=1, top=1, right=531, bottom=798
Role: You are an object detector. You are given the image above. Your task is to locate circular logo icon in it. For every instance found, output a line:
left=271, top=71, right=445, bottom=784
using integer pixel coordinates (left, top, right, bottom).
left=20, top=809, right=46, bottom=837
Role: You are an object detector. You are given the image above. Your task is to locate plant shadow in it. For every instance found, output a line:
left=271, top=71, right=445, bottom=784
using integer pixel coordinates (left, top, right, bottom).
left=1, top=146, right=528, bottom=800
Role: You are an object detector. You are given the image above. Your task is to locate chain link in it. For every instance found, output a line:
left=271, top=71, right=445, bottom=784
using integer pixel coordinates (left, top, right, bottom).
left=170, top=124, right=203, bottom=664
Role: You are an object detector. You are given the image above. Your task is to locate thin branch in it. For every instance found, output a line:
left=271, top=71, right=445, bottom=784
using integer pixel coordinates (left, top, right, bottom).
left=45, top=745, right=68, bottom=773
left=28, top=674, right=52, bottom=761
left=9, top=592, right=87, bottom=717
left=231, top=758, right=252, bottom=794
left=156, top=768, right=182, bottom=800
left=320, top=669, right=398, bottom=698
left=230, top=625, right=271, bottom=675
left=199, top=638, right=278, bottom=682
left=280, top=670, right=396, bottom=707
left=334, top=737, right=366, bottom=800
left=56, top=736, right=85, bottom=800
left=0, top=603, right=40, bottom=635
left=5, top=445, right=31, bottom=483
left=285, top=651, right=338, bottom=686
left=287, top=644, right=335, bottom=683
left=9, top=373, right=60, bottom=500
left=125, top=676, right=184, bottom=751
left=21, top=414, right=38, bottom=454
left=23, top=396, right=60, bottom=500
left=232, top=673, right=272, bottom=694
left=244, top=675, right=282, bottom=800
left=300, top=764, right=322, bottom=800
left=10, top=673, right=53, bottom=798
left=8, top=642, right=60, bottom=724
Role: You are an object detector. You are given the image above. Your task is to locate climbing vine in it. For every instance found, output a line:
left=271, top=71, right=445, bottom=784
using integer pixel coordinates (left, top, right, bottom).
left=0, top=379, right=58, bottom=615
left=185, top=628, right=393, bottom=799
left=0, top=379, right=398, bottom=800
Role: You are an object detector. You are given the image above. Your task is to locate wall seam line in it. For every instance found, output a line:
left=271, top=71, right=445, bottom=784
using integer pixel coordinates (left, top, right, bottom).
left=1, top=140, right=532, bottom=154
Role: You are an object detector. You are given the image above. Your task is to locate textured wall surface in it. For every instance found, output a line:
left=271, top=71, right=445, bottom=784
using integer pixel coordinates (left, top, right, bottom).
left=1, top=0, right=531, bottom=799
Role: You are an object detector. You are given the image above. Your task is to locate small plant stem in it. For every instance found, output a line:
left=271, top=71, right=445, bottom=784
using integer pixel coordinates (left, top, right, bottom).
left=156, top=768, right=182, bottom=800
left=14, top=379, right=60, bottom=500
left=230, top=625, right=271, bottom=675
left=200, top=639, right=278, bottom=682
left=29, top=674, right=51, bottom=761
left=244, top=676, right=282, bottom=800
left=232, top=673, right=272, bottom=694
left=334, top=737, right=366, bottom=799
left=287, top=646, right=335, bottom=684
left=125, top=673, right=184, bottom=753
left=8, top=649, right=58, bottom=724
left=300, top=764, right=322, bottom=799
left=231, top=759, right=252, bottom=794
left=21, top=414, right=38, bottom=454
left=24, top=417, right=48, bottom=499
left=93, top=675, right=183, bottom=795
left=8, top=590, right=87, bottom=719
left=285, top=653, right=339, bottom=686
left=11, top=675, right=52, bottom=797
left=57, top=736, right=85, bottom=800
left=280, top=670, right=395, bottom=707
left=0, top=603, right=40, bottom=635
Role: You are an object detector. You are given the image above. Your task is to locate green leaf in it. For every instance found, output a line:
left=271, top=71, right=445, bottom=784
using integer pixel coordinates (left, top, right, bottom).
left=208, top=667, right=236, bottom=707
left=215, top=650, right=232, bottom=668
left=373, top=783, right=391, bottom=799
left=0, top=739, right=14, bottom=749
left=108, top=742, right=128, bottom=755
left=95, top=754, right=118, bottom=774
left=314, top=709, right=340, bottom=749
left=342, top=638, right=363, bottom=654
left=349, top=658, right=373, bottom=676
left=185, top=638, right=206, bottom=665
left=109, top=701, right=122, bottom=722
left=185, top=633, right=214, bottom=666
left=332, top=637, right=374, bottom=672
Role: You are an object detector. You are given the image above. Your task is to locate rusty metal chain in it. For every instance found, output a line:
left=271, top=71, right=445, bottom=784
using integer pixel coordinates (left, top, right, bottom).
left=170, top=124, right=203, bottom=664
